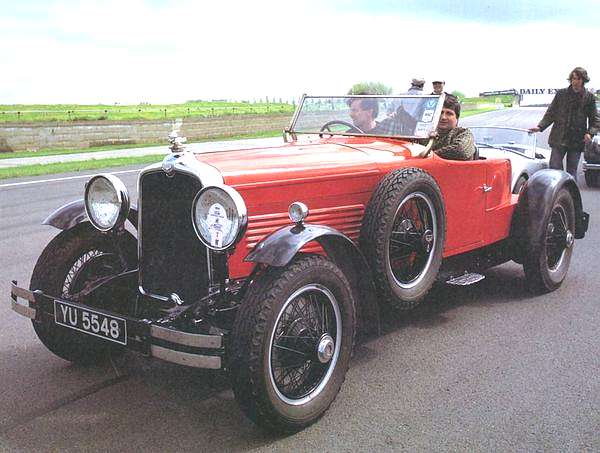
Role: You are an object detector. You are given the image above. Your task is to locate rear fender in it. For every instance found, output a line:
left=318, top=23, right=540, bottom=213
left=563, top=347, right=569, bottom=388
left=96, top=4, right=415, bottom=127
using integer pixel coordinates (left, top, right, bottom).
left=513, top=169, right=588, bottom=251
left=246, top=224, right=380, bottom=339
left=43, top=199, right=138, bottom=231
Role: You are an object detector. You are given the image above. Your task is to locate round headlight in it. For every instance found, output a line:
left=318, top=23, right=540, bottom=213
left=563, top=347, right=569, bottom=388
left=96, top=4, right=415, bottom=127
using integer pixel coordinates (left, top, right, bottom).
left=192, top=186, right=247, bottom=251
left=84, top=174, right=130, bottom=232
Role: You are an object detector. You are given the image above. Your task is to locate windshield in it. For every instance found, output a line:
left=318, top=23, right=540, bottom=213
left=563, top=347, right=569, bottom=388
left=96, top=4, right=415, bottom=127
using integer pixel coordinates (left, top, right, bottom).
left=289, top=95, right=443, bottom=139
left=470, top=127, right=537, bottom=158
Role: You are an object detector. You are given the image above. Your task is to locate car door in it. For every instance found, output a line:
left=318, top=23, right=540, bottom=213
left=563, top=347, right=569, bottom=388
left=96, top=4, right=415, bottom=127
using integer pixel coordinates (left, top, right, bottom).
left=433, top=159, right=487, bottom=255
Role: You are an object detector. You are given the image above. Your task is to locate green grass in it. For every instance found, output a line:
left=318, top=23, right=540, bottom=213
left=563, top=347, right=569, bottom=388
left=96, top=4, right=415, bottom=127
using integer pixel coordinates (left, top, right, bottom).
left=462, top=107, right=498, bottom=117
left=0, top=101, right=294, bottom=123
left=0, top=155, right=163, bottom=179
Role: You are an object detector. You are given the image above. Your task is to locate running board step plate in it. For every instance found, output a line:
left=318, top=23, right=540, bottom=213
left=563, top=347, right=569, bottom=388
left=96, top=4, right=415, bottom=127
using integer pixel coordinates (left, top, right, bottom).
left=446, top=273, right=485, bottom=286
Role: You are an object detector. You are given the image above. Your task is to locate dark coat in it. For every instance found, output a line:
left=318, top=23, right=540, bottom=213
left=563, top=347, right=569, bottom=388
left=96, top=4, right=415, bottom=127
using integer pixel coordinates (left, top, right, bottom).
left=538, top=86, right=600, bottom=152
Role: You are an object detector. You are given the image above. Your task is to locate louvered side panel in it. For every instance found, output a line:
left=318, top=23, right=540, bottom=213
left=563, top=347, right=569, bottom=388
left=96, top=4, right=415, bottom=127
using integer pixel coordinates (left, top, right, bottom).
left=245, top=204, right=365, bottom=250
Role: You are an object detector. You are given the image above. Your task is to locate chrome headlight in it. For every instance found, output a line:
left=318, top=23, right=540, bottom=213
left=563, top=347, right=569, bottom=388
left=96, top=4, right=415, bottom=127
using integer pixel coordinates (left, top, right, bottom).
left=192, top=185, right=247, bottom=251
left=84, top=174, right=130, bottom=232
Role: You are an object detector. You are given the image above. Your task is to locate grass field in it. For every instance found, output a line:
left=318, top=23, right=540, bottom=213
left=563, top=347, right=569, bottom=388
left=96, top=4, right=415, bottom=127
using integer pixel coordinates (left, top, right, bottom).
left=0, top=100, right=295, bottom=123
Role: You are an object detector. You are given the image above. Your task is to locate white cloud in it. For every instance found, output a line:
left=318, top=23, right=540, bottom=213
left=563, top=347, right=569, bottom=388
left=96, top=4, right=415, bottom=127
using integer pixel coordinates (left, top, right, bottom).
left=1, top=1, right=598, bottom=104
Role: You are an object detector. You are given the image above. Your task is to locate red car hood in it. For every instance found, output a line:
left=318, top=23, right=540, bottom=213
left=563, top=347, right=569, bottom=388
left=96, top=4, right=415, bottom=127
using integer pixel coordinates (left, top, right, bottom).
left=193, top=139, right=417, bottom=189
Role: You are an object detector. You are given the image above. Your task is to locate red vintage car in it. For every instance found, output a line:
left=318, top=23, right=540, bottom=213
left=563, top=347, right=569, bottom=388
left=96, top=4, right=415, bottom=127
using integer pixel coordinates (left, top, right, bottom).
left=9, top=94, right=589, bottom=433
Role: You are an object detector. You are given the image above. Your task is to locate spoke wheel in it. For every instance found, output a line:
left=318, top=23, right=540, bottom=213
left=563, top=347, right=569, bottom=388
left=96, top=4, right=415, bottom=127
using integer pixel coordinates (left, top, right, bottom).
left=230, top=254, right=355, bottom=433
left=269, top=284, right=341, bottom=404
left=388, top=192, right=437, bottom=289
left=29, top=223, right=137, bottom=364
left=360, top=168, right=445, bottom=310
left=524, top=188, right=575, bottom=293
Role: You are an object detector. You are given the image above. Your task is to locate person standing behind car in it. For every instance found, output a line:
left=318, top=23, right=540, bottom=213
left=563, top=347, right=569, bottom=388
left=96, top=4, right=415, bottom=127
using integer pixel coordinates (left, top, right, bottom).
left=431, top=79, right=449, bottom=96
left=528, top=67, right=600, bottom=179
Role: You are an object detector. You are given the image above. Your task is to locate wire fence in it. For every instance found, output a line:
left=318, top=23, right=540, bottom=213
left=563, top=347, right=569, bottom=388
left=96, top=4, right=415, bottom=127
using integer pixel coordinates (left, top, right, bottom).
left=0, top=104, right=296, bottom=123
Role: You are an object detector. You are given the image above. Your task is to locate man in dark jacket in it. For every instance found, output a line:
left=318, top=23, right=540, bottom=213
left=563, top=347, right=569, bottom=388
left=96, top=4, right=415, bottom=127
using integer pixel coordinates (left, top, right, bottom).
left=430, top=95, right=476, bottom=160
left=529, top=67, right=600, bottom=179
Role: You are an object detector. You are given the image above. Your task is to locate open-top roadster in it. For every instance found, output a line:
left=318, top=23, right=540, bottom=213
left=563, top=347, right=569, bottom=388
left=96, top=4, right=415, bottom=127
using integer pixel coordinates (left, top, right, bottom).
left=9, top=94, right=588, bottom=433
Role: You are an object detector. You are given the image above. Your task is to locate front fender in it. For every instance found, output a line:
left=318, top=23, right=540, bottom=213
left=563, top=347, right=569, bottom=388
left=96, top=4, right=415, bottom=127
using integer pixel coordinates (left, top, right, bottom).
left=43, top=199, right=138, bottom=231
left=515, top=169, right=588, bottom=251
left=246, top=224, right=355, bottom=267
left=245, top=223, right=380, bottom=339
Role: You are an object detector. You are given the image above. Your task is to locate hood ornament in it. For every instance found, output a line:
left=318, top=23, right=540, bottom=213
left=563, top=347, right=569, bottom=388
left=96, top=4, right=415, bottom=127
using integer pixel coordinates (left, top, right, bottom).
left=168, top=119, right=187, bottom=153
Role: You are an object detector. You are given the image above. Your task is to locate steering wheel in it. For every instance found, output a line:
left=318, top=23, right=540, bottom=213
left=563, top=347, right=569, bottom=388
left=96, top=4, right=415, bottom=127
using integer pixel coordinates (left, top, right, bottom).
left=319, top=120, right=364, bottom=137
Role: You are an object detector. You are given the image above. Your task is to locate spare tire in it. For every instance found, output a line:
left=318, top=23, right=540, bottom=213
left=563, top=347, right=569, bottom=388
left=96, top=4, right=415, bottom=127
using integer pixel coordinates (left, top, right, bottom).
left=360, top=168, right=446, bottom=310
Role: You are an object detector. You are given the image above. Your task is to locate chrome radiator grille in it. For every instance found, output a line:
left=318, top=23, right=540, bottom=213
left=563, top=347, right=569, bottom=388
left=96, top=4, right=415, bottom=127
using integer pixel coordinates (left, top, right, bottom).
left=139, top=170, right=208, bottom=303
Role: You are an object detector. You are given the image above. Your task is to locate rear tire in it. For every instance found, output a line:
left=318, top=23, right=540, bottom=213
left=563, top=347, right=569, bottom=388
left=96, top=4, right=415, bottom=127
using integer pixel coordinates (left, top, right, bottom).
left=30, top=224, right=137, bottom=364
left=230, top=254, right=356, bottom=433
left=523, top=188, right=576, bottom=293
left=584, top=171, right=600, bottom=188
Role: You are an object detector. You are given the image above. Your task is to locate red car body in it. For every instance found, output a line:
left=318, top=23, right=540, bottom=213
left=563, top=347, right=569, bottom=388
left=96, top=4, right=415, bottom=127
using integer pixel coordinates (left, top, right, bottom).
left=213, top=136, right=514, bottom=278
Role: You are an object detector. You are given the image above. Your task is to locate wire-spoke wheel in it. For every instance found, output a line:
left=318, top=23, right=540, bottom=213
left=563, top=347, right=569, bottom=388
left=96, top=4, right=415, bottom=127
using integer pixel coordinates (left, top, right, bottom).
left=269, top=284, right=341, bottom=405
left=230, top=254, right=355, bottom=433
left=30, top=223, right=137, bottom=364
left=361, top=168, right=445, bottom=310
left=524, top=188, right=575, bottom=293
left=388, top=192, right=437, bottom=289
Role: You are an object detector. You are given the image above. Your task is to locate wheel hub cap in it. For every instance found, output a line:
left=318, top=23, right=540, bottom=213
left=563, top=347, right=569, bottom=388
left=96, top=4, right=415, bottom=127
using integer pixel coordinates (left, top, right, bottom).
left=422, top=229, right=434, bottom=252
left=565, top=230, right=574, bottom=248
left=317, top=334, right=335, bottom=363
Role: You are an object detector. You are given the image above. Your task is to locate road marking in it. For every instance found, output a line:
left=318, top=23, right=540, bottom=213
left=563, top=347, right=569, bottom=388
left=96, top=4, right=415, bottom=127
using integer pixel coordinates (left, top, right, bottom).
left=0, top=169, right=141, bottom=188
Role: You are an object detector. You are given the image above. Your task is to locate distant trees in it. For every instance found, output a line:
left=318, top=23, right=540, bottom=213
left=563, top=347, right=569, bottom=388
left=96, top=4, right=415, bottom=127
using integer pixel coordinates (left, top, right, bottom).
left=451, top=90, right=466, bottom=100
left=347, top=82, right=393, bottom=95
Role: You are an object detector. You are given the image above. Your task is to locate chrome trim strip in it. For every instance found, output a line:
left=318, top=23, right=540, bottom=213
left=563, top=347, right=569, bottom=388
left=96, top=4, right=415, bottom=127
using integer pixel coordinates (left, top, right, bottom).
left=150, top=325, right=222, bottom=348
left=150, top=345, right=221, bottom=369
left=583, top=163, right=600, bottom=169
left=11, top=300, right=36, bottom=319
left=137, top=151, right=224, bottom=300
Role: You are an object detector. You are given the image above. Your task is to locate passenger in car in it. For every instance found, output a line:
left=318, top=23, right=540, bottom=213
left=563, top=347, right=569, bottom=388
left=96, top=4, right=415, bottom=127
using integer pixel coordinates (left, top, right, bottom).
left=430, top=95, right=476, bottom=160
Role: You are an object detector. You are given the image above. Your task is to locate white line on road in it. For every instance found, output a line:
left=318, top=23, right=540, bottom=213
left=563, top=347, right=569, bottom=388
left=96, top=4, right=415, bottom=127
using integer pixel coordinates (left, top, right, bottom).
left=0, top=169, right=141, bottom=188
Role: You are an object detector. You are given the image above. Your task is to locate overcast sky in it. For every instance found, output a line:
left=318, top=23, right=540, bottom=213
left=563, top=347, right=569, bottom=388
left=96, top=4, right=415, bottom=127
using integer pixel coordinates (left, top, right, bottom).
left=2, top=0, right=599, bottom=105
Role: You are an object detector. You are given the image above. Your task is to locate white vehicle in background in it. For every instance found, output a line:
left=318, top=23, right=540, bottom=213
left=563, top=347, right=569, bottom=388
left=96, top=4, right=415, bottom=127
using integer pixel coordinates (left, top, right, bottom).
left=471, top=126, right=550, bottom=194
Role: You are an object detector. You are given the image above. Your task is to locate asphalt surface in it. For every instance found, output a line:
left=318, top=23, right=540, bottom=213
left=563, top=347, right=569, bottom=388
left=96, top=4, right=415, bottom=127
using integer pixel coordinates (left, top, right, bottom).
left=1, top=108, right=598, bottom=452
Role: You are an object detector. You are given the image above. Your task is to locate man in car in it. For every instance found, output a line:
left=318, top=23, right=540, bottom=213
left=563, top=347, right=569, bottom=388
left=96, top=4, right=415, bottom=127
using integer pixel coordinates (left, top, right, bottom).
left=430, top=95, right=476, bottom=160
left=348, top=96, right=416, bottom=135
left=348, top=96, right=379, bottom=132
left=528, top=67, right=600, bottom=179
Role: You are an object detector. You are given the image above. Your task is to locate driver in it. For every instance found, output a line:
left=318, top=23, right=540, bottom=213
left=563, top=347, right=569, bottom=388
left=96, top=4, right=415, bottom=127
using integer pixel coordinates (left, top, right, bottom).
left=347, top=96, right=416, bottom=135
left=348, top=97, right=379, bottom=132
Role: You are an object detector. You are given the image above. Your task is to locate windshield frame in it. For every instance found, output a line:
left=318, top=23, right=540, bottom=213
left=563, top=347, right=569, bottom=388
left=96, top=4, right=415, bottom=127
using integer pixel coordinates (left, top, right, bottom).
left=287, top=93, right=445, bottom=140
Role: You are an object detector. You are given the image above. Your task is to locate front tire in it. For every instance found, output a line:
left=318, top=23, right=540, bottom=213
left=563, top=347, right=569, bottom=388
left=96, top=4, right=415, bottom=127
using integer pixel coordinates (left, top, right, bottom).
left=30, top=223, right=137, bottom=364
left=523, top=188, right=576, bottom=293
left=230, top=254, right=356, bottom=433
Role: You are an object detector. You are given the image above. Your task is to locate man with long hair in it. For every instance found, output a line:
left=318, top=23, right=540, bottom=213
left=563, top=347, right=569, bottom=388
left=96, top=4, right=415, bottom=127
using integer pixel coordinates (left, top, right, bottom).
left=529, top=67, right=600, bottom=179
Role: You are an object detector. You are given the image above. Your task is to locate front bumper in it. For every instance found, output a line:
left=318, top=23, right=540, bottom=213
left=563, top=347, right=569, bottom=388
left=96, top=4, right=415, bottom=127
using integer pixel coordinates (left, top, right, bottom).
left=10, top=281, right=224, bottom=369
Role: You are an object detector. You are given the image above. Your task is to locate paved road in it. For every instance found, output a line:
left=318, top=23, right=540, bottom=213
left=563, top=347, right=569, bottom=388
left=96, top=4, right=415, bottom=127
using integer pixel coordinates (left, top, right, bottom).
left=1, top=108, right=598, bottom=452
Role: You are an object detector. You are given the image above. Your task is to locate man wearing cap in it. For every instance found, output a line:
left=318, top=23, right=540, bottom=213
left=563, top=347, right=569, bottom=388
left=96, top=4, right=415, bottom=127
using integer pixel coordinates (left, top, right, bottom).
left=430, top=95, right=476, bottom=161
left=528, top=66, right=600, bottom=179
left=431, top=80, right=447, bottom=95
left=407, top=77, right=425, bottom=94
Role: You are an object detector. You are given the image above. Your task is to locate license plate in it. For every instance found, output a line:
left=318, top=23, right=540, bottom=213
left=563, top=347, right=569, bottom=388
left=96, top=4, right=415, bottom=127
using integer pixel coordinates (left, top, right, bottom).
left=54, top=300, right=127, bottom=345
